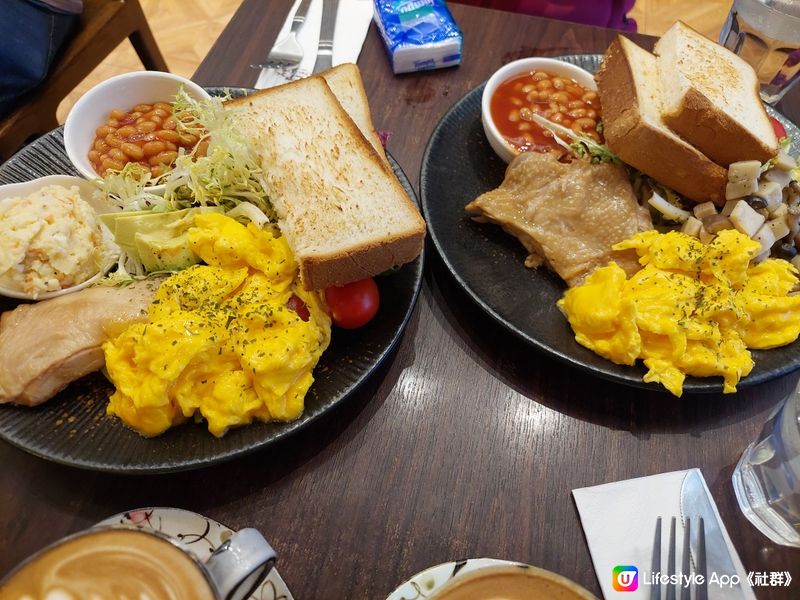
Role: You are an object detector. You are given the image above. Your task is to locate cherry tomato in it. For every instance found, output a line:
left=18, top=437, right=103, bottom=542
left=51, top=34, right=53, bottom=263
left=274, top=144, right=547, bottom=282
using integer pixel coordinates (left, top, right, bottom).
left=324, top=278, right=380, bottom=329
left=771, top=116, right=787, bottom=140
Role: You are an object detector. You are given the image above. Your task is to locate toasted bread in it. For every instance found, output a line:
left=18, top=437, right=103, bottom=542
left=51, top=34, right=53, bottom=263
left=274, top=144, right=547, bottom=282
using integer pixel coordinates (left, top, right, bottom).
left=226, top=76, right=425, bottom=290
left=654, top=21, right=778, bottom=166
left=320, top=64, right=387, bottom=164
left=596, top=35, right=728, bottom=204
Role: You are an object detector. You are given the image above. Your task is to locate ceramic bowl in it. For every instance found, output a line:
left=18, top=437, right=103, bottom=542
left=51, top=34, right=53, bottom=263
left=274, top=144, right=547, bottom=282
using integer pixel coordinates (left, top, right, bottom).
left=63, top=71, right=211, bottom=194
left=481, top=57, right=597, bottom=163
left=0, top=175, right=118, bottom=300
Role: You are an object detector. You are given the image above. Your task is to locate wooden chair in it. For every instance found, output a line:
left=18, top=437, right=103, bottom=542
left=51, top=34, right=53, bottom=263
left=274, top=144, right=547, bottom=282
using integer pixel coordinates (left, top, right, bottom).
left=0, top=0, right=168, bottom=161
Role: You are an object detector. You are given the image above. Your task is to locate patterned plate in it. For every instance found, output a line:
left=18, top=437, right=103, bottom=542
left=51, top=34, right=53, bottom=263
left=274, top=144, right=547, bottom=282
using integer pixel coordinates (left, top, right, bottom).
left=98, top=507, right=292, bottom=600
left=0, top=88, right=424, bottom=472
left=386, top=558, right=596, bottom=599
left=420, top=54, right=800, bottom=394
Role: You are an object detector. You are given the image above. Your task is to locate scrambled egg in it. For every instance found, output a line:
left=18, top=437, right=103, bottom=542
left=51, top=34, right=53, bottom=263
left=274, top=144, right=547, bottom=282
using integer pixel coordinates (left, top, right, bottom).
left=103, top=213, right=331, bottom=436
left=558, top=229, right=800, bottom=396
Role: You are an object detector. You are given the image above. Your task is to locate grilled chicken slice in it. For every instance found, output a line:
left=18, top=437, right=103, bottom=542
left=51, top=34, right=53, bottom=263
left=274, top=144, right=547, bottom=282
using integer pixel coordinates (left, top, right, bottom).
left=0, top=279, right=162, bottom=406
left=466, top=151, right=653, bottom=286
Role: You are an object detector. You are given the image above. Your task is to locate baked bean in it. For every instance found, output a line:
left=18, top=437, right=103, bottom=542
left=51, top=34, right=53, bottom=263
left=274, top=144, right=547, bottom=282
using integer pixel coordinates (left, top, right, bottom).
left=88, top=100, right=204, bottom=177
left=150, top=150, right=178, bottom=166
left=489, top=69, right=603, bottom=152
left=566, top=85, right=583, bottom=97
left=195, top=140, right=209, bottom=158
left=116, top=125, right=137, bottom=138
left=142, top=140, right=166, bottom=157
left=136, top=120, right=158, bottom=133
left=102, top=157, right=125, bottom=172
left=121, top=143, right=145, bottom=160
left=105, top=134, right=122, bottom=148
left=155, top=129, right=180, bottom=143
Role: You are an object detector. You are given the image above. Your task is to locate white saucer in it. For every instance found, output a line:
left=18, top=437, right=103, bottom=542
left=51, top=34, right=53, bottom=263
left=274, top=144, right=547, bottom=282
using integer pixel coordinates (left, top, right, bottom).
left=98, top=507, right=293, bottom=600
left=387, top=558, right=520, bottom=599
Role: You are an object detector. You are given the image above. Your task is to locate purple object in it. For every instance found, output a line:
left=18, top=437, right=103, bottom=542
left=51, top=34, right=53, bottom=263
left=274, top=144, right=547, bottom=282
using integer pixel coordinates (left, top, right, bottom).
left=449, top=0, right=637, bottom=31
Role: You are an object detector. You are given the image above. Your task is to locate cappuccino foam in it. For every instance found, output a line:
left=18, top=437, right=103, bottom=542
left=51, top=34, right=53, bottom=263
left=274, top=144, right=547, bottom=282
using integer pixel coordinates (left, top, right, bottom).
left=0, top=528, right=216, bottom=600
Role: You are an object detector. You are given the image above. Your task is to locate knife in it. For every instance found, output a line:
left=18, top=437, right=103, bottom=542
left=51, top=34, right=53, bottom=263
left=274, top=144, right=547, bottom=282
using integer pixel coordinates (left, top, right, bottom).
left=313, top=0, right=340, bottom=73
left=679, top=469, right=756, bottom=600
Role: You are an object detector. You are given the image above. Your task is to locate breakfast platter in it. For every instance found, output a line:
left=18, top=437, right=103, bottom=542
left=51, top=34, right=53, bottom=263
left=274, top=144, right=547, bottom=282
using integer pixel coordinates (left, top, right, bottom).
left=0, top=87, right=424, bottom=473
left=420, top=54, right=800, bottom=395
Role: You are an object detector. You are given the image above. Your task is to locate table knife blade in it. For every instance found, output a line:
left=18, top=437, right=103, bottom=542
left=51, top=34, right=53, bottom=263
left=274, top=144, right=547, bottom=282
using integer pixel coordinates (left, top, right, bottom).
left=679, top=469, right=756, bottom=600
left=313, top=0, right=340, bottom=73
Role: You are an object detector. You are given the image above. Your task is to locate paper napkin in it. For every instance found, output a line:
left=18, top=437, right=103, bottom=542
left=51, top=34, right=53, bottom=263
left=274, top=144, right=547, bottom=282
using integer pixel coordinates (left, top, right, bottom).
left=572, top=469, right=756, bottom=599
left=255, top=0, right=374, bottom=89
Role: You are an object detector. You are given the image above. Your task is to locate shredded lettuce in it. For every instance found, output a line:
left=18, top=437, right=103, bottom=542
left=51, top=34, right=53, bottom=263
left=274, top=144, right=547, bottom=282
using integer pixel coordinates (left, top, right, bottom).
left=98, top=88, right=275, bottom=219
left=527, top=113, right=620, bottom=164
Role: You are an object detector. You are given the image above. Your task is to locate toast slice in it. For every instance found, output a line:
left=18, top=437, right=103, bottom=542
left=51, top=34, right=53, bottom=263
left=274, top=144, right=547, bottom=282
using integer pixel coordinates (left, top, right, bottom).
left=226, top=76, right=425, bottom=290
left=596, top=35, right=728, bottom=204
left=320, top=63, right=388, bottom=164
left=654, top=21, right=778, bottom=166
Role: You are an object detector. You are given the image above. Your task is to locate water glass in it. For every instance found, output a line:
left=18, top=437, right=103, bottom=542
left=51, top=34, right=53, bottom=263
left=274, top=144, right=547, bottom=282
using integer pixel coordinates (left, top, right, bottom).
left=719, top=0, right=800, bottom=104
left=732, top=381, right=800, bottom=547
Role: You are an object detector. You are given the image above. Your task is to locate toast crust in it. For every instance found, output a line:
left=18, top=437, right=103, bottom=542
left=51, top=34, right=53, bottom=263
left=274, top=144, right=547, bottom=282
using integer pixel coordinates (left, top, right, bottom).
left=300, top=229, right=424, bottom=290
left=597, top=37, right=728, bottom=204
left=226, top=75, right=425, bottom=290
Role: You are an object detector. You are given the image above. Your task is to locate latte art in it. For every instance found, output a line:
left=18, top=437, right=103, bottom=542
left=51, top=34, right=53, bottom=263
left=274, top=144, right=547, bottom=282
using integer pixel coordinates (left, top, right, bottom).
left=0, top=528, right=216, bottom=600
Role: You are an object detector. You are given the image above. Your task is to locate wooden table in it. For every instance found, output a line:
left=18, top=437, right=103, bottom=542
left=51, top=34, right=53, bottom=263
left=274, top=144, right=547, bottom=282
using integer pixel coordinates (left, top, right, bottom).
left=2, top=2, right=799, bottom=598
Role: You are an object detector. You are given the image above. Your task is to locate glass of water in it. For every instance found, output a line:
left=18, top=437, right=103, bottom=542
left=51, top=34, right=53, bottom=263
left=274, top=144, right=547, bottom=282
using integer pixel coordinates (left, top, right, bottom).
left=719, top=0, right=800, bottom=104
left=732, top=381, right=800, bottom=547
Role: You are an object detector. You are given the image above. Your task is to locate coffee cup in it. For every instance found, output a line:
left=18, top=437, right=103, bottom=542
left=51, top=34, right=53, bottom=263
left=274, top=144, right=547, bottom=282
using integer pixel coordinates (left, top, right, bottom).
left=427, top=563, right=597, bottom=600
left=0, top=524, right=276, bottom=600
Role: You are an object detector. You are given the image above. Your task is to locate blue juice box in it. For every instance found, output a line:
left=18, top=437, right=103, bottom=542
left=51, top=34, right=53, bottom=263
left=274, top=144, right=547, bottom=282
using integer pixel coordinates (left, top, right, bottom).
left=373, top=0, right=463, bottom=74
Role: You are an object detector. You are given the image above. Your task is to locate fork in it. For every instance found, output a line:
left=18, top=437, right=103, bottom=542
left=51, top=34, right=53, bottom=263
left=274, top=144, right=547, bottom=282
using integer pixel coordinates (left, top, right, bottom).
left=253, top=0, right=313, bottom=69
left=651, top=516, right=708, bottom=600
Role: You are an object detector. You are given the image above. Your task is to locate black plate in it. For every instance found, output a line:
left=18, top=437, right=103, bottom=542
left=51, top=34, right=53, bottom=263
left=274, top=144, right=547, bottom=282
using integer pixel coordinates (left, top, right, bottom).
left=0, top=89, right=424, bottom=473
left=420, top=54, right=800, bottom=394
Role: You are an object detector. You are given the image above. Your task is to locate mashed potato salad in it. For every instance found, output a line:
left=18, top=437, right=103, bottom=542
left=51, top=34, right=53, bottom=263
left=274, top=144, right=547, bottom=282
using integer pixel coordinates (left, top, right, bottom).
left=558, top=229, right=800, bottom=396
left=0, top=184, right=113, bottom=298
left=103, top=214, right=331, bottom=437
